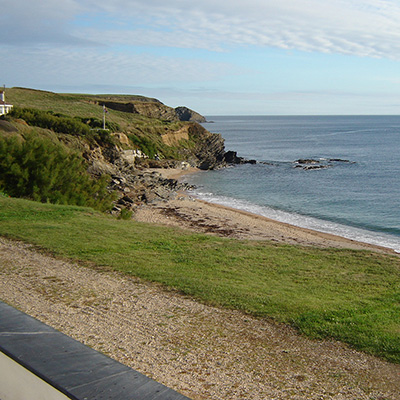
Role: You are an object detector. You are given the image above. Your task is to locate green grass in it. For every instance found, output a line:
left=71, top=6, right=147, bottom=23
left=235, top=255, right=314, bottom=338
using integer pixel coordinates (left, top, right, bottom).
left=1, top=196, right=400, bottom=363
left=6, top=88, right=182, bottom=132
left=5, top=87, right=194, bottom=159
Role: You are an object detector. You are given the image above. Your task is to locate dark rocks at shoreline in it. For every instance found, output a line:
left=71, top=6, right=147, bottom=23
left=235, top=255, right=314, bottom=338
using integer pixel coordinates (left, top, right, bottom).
left=110, top=170, right=195, bottom=215
left=224, top=150, right=257, bottom=165
left=195, top=132, right=226, bottom=170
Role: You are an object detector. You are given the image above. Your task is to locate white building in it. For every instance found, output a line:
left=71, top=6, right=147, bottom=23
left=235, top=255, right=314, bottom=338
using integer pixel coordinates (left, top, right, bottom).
left=0, top=89, right=13, bottom=116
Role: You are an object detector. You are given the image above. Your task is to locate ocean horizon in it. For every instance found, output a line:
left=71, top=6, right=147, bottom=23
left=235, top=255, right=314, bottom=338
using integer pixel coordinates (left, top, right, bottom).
left=184, top=115, right=400, bottom=253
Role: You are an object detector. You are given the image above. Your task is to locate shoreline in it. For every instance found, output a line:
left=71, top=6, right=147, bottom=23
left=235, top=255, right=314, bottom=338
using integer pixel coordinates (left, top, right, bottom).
left=139, top=167, right=398, bottom=255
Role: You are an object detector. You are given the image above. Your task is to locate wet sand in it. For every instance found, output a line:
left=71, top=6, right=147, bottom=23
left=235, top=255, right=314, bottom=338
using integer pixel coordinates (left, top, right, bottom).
left=136, top=167, right=396, bottom=255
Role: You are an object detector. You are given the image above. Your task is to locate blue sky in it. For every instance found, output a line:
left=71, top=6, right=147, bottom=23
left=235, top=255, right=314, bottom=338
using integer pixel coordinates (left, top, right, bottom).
left=2, top=0, right=400, bottom=115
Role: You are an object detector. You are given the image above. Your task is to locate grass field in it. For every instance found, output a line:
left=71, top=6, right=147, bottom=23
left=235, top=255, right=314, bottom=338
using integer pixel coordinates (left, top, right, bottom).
left=1, top=195, right=399, bottom=363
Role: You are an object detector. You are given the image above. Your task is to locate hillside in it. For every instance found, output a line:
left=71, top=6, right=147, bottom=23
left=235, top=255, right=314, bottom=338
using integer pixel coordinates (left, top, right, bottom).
left=0, top=87, right=230, bottom=214
left=4, top=88, right=214, bottom=163
left=6, top=88, right=206, bottom=122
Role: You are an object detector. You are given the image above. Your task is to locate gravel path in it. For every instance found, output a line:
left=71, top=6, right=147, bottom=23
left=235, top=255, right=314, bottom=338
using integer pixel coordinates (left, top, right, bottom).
left=1, top=237, right=399, bottom=400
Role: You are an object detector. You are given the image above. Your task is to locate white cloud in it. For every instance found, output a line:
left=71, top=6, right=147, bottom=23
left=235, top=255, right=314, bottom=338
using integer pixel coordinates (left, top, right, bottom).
left=75, top=0, right=400, bottom=59
left=4, top=0, right=400, bottom=59
left=0, top=0, right=90, bottom=46
left=1, top=46, right=235, bottom=87
left=3, top=0, right=400, bottom=115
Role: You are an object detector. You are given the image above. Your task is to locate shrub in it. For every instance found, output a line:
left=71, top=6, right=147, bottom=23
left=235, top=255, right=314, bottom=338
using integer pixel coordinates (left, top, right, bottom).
left=0, top=132, right=115, bottom=211
left=129, top=134, right=159, bottom=158
left=118, top=208, right=133, bottom=220
left=9, top=107, right=91, bottom=137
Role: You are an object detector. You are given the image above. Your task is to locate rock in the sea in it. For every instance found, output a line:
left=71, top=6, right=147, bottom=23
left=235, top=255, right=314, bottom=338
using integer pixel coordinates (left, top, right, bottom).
left=224, top=150, right=257, bottom=165
left=293, top=157, right=354, bottom=170
left=295, top=159, right=321, bottom=164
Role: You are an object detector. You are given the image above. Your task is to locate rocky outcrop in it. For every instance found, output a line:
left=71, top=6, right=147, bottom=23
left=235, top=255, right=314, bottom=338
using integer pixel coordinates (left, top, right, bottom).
left=175, top=107, right=206, bottom=123
left=82, top=139, right=194, bottom=216
left=100, top=101, right=206, bottom=123
left=224, top=151, right=257, bottom=165
left=109, top=170, right=194, bottom=215
left=187, top=123, right=226, bottom=170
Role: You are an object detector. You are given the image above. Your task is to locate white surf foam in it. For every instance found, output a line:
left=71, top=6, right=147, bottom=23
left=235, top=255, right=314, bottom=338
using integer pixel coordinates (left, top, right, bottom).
left=192, top=190, right=400, bottom=253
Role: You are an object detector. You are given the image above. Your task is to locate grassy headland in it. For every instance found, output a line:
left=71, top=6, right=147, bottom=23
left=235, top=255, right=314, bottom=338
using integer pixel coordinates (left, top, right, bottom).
left=1, top=195, right=399, bottom=363
left=4, top=87, right=204, bottom=160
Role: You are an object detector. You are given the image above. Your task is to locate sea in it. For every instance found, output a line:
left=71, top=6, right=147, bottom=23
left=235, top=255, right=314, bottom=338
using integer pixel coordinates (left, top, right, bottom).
left=184, top=115, right=400, bottom=253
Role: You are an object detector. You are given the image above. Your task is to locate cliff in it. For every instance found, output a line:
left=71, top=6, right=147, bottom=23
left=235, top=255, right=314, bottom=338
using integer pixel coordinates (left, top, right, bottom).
left=100, top=100, right=206, bottom=123
left=1, top=88, right=228, bottom=214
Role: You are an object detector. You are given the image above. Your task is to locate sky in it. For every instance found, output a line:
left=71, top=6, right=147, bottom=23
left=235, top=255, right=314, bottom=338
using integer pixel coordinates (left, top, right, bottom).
left=2, top=0, right=400, bottom=115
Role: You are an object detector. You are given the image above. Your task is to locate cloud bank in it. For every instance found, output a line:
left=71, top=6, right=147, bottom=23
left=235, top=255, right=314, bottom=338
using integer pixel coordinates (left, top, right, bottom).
left=2, top=0, right=400, bottom=114
left=4, top=0, right=400, bottom=59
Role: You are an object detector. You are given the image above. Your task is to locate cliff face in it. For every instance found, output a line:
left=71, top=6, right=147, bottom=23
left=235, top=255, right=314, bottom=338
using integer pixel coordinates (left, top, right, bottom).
left=101, top=101, right=206, bottom=123
left=186, top=123, right=226, bottom=170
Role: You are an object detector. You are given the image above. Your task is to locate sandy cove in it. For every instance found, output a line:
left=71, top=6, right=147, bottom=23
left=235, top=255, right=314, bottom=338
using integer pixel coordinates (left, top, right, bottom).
left=136, top=167, right=397, bottom=255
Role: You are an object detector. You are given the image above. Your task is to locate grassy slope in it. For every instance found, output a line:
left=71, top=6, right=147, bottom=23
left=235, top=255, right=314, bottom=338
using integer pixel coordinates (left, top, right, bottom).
left=1, top=196, right=399, bottom=363
left=5, top=88, right=186, bottom=157
left=6, top=88, right=181, bottom=129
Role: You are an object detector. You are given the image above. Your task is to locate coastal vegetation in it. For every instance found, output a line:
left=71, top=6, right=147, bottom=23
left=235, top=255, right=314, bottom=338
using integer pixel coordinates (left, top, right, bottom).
left=0, top=87, right=225, bottom=210
left=3, top=87, right=218, bottom=170
left=0, top=195, right=399, bottom=364
left=0, top=132, right=114, bottom=210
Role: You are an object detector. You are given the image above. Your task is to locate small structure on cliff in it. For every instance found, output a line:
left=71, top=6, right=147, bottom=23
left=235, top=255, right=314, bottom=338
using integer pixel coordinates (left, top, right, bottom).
left=0, top=87, right=13, bottom=116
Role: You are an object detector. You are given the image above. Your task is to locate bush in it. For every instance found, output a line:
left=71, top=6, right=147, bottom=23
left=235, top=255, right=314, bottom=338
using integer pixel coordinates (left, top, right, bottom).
left=93, top=129, right=115, bottom=146
left=9, top=107, right=91, bottom=137
left=129, top=134, right=159, bottom=158
left=118, top=208, right=133, bottom=220
left=0, top=132, right=115, bottom=211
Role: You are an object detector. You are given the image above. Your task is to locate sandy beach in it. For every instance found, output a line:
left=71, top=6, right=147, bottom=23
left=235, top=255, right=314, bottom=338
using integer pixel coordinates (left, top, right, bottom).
left=136, top=167, right=397, bottom=255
